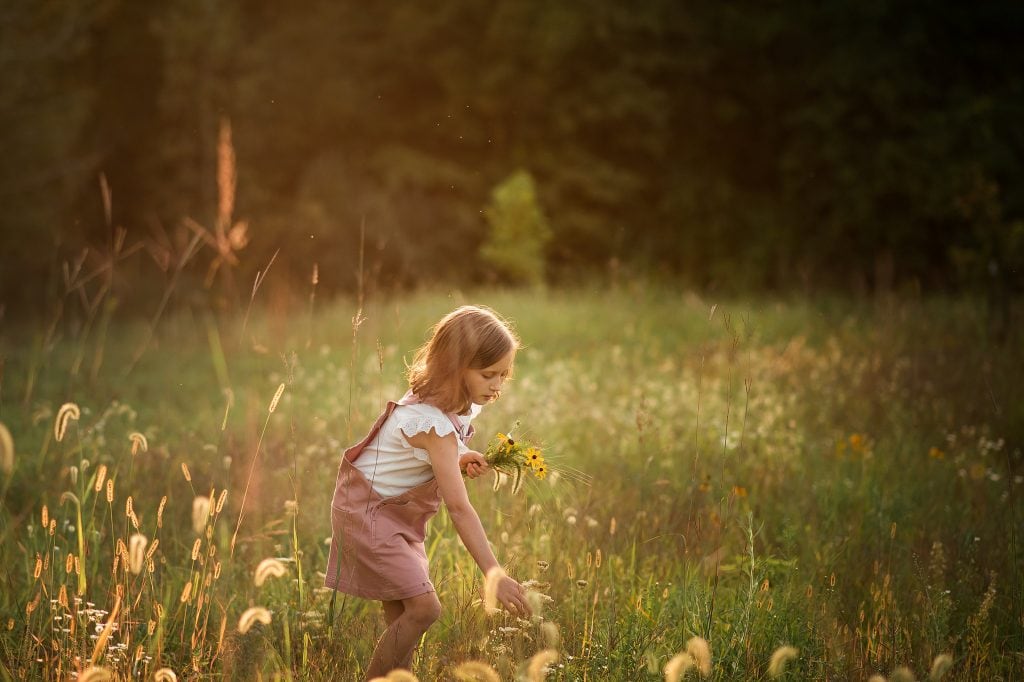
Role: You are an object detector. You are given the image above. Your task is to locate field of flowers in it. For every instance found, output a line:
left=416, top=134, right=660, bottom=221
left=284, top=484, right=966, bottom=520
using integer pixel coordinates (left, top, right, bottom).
left=0, top=287, right=1020, bottom=680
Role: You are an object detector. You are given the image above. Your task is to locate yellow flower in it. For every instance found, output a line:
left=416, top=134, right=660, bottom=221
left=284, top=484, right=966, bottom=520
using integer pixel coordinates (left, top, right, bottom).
left=928, top=446, right=945, bottom=460
left=849, top=433, right=867, bottom=453
left=732, top=485, right=747, bottom=498
left=534, top=465, right=547, bottom=480
left=497, top=433, right=509, bottom=444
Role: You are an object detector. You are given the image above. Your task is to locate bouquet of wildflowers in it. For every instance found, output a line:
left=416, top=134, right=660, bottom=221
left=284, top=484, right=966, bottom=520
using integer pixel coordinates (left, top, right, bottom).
left=483, top=425, right=547, bottom=493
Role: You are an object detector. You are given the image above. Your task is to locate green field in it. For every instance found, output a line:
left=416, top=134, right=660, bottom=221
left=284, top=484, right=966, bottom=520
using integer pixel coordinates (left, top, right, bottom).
left=0, top=287, right=1020, bottom=680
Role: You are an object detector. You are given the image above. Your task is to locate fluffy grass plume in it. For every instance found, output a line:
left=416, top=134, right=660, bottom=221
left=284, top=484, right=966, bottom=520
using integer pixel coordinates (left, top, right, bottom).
left=54, top=402, right=80, bottom=442
left=452, top=661, right=500, bottom=681
left=128, top=431, right=148, bottom=454
left=0, top=422, right=13, bottom=474
left=483, top=565, right=506, bottom=614
left=237, top=606, right=272, bottom=634
left=79, top=668, right=113, bottom=682
left=526, top=649, right=559, bottom=681
left=254, top=557, right=288, bottom=586
left=128, top=533, right=147, bottom=575
left=664, top=653, right=695, bottom=681
left=192, top=495, right=211, bottom=534
left=929, top=654, right=954, bottom=680
left=686, top=637, right=712, bottom=677
left=369, top=671, right=419, bottom=682
left=768, top=645, right=799, bottom=677
left=891, top=666, right=917, bottom=682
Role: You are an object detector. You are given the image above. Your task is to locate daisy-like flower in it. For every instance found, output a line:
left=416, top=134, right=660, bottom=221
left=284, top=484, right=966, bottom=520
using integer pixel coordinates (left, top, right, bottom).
left=482, top=427, right=549, bottom=485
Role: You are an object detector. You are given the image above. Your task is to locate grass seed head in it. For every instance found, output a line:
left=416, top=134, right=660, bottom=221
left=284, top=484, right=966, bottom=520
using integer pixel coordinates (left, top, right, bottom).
left=452, top=662, right=501, bottom=682
left=237, top=606, right=272, bottom=634
left=79, top=667, right=113, bottom=682
left=129, top=432, right=148, bottom=455
left=181, top=462, right=192, bottom=482
left=383, top=671, right=419, bottom=681
left=269, top=383, right=285, bottom=413
left=929, top=654, right=953, bottom=680
left=527, top=649, right=559, bottom=681
left=192, top=496, right=211, bottom=534
left=891, top=666, right=916, bottom=682
left=483, top=566, right=507, bottom=614
left=540, top=621, right=560, bottom=647
left=54, top=402, right=80, bottom=442
left=686, top=636, right=712, bottom=677
left=0, top=422, right=13, bottom=474
left=664, top=653, right=695, bottom=682
left=129, top=534, right=148, bottom=575
left=254, top=557, right=288, bottom=586
left=94, top=464, right=107, bottom=492
left=768, top=646, right=799, bottom=678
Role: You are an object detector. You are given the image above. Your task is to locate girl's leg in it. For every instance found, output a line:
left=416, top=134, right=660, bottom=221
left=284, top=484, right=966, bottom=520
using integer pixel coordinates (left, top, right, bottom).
left=381, top=600, right=404, bottom=626
left=364, top=591, right=441, bottom=680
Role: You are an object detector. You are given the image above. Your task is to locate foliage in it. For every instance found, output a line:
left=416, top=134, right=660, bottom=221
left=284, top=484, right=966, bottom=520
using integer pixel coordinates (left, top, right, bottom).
left=480, top=170, right=552, bottom=286
left=0, top=286, right=1020, bottom=679
left=4, top=2, right=1024, bottom=310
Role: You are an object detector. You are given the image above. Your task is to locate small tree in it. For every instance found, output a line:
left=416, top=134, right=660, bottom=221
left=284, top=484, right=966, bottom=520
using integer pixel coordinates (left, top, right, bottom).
left=480, top=170, right=552, bottom=286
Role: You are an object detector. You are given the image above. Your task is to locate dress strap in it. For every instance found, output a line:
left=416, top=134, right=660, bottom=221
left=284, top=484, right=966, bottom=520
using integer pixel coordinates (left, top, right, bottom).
left=345, top=392, right=474, bottom=464
left=343, top=401, right=399, bottom=463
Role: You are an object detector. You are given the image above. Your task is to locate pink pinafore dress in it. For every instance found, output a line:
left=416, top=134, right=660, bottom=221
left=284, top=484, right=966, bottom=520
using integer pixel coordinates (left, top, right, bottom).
left=324, top=392, right=474, bottom=601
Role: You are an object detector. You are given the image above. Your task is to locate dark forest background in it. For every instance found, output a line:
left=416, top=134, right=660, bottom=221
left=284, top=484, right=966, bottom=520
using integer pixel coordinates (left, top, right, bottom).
left=2, top=1, right=1023, bottom=314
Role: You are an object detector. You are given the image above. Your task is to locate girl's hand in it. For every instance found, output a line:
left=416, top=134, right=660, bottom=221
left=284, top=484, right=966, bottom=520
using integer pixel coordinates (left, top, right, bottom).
left=459, top=451, right=489, bottom=479
left=495, top=575, right=532, bottom=618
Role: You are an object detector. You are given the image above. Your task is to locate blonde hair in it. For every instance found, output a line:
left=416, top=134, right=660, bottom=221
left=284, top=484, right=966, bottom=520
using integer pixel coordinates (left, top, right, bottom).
left=408, top=306, right=519, bottom=414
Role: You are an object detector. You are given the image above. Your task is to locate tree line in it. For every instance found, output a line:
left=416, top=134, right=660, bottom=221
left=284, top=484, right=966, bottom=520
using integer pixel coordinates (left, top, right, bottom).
left=2, top=0, right=1022, bottom=314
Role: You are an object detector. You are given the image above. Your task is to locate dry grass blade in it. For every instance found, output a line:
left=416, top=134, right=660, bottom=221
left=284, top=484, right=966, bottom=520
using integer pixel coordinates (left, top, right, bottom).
left=89, top=594, right=121, bottom=666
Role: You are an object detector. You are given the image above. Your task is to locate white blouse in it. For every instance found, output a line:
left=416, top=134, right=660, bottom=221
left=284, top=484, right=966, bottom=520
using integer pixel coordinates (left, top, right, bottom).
left=352, top=402, right=481, bottom=498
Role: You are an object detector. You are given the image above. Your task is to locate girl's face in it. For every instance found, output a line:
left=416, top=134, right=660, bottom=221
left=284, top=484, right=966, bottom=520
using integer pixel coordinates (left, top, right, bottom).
left=463, top=349, right=515, bottom=405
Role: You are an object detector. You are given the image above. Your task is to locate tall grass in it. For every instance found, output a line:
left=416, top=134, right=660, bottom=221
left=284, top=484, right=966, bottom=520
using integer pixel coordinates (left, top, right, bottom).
left=0, top=286, right=1020, bottom=679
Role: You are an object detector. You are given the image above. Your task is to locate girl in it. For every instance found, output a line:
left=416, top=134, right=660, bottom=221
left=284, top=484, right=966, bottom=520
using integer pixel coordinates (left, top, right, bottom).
left=325, top=305, right=531, bottom=679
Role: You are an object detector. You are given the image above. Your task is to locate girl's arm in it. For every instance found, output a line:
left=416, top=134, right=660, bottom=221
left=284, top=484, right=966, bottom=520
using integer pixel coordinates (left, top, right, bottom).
left=406, top=429, right=531, bottom=617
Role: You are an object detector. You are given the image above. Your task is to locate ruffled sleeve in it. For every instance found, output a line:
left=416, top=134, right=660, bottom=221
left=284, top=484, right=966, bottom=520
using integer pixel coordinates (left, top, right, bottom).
left=395, top=404, right=460, bottom=462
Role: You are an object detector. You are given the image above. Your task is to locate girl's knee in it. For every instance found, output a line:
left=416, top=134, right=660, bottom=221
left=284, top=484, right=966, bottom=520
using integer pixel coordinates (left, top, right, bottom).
left=403, top=592, right=441, bottom=628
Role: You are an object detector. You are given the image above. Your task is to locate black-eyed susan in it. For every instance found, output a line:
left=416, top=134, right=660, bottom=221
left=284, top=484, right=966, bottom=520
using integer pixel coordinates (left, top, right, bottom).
left=481, top=426, right=549, bottom=486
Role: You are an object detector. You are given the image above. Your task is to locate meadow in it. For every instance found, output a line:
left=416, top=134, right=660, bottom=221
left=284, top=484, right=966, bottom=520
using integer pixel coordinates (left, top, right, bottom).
left=0, top=286, right=1020, bottom=681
